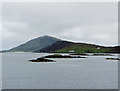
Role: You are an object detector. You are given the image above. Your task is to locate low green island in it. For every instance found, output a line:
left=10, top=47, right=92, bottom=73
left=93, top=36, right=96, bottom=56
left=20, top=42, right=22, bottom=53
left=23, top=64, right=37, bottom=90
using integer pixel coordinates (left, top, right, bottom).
left=41, top=54, right=87, bottom=58
left=28, top=58, right=55, bottom=62
left=28, top=54, right=87, bottom=62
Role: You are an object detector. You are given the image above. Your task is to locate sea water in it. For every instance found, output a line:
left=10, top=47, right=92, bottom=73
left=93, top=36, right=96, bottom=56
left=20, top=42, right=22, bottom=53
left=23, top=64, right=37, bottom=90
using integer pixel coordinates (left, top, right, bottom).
left=2, top=52, right=118, bottom=89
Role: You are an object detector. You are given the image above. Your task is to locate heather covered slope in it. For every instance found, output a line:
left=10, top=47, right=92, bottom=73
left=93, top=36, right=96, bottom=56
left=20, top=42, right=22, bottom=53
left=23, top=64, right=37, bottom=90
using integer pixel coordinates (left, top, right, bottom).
left=8, top=36, right=60, bottom=52
left=36, top=41, right=73, bottom=53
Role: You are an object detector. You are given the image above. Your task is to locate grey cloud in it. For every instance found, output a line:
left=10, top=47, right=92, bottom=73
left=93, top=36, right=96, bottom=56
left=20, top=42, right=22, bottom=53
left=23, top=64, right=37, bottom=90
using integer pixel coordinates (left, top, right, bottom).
left=2, top=2, right=118, bottom=50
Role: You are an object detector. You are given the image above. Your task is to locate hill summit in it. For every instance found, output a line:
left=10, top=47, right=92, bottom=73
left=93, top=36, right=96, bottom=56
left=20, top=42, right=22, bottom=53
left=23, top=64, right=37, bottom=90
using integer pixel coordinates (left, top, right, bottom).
left=8, top=35, right=60, bottom=52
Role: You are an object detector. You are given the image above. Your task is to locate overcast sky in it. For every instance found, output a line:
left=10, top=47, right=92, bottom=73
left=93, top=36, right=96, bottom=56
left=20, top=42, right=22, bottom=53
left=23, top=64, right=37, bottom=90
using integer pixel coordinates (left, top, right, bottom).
left=1, top=2, right=118, bottom=50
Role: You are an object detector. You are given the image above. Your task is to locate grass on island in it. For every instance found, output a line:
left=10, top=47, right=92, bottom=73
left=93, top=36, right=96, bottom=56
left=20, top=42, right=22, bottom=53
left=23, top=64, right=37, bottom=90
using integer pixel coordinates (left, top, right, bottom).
left=55, top=44, right=114, bottom=53
left=41, top=54, right=87, bottom=58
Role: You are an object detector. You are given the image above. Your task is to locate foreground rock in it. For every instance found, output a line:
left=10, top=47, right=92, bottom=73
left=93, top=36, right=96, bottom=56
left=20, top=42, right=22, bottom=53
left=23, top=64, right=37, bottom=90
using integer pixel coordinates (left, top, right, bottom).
left=28, top=58, right=55, bottom=62
left=42, top=54, right=87, bottom=58
left=106, top=58, right=119, bottom=60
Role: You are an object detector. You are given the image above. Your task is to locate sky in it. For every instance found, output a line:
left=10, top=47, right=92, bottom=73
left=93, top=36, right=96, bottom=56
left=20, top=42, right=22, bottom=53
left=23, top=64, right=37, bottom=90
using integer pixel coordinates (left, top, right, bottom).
left=1, top=2, right=118, bottom=50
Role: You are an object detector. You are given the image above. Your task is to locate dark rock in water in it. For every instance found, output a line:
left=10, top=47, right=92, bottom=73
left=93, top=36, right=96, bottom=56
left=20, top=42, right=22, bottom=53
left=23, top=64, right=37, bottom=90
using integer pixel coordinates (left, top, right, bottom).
left=28, top=58, right=55, bottom=62
left=42, top=54, right=87, bottom=58
left=106, top=58, right=119, bottom=60
left=69, top=53, right=89, bottom=56
left=69, top=53, right=112, bottom=56
left=92, top=53, right=112, bottom=56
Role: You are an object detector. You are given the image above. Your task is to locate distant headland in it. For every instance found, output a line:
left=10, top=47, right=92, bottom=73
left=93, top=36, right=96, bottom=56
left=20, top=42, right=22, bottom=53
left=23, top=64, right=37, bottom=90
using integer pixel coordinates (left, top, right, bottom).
left=1, top=35, right=120, bottom=54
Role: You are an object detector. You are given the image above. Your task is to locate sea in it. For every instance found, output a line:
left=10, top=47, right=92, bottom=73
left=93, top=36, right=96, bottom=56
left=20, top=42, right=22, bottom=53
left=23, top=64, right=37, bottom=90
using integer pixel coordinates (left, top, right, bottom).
left=0, top=52, right=118, bottom=89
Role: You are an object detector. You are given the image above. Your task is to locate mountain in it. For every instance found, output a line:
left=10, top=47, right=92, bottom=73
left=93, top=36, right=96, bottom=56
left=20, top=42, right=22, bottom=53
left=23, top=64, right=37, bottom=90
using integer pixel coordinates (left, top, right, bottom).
left=5, top=35, right=119, bottom=53
left=35, top=41, right=73, bottom=53
left=36, top=40, right=120, bottom=53
left=8, top=35, right=60, bottom=52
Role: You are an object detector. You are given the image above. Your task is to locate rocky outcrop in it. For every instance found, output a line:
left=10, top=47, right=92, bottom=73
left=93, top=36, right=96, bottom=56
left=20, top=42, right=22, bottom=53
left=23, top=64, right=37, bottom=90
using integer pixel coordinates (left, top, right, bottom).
left=28, top=58, right=55, bottom=62
left=41, top=54, right=87, bottom=58
left=106, top=58, right=119, bottom=60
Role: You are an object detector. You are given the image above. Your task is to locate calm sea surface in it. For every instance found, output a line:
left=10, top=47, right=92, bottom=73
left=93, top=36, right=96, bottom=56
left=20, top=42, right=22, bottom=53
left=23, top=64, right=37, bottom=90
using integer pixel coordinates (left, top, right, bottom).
left=2, top=52, right=118, bottom=89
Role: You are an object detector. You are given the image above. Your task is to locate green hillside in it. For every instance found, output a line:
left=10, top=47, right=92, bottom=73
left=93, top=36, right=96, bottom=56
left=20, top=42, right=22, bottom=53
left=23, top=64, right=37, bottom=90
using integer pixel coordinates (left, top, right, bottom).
left=37, top=40, right=119, bottom=53
left=55, top=43, right=118, bottom=53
